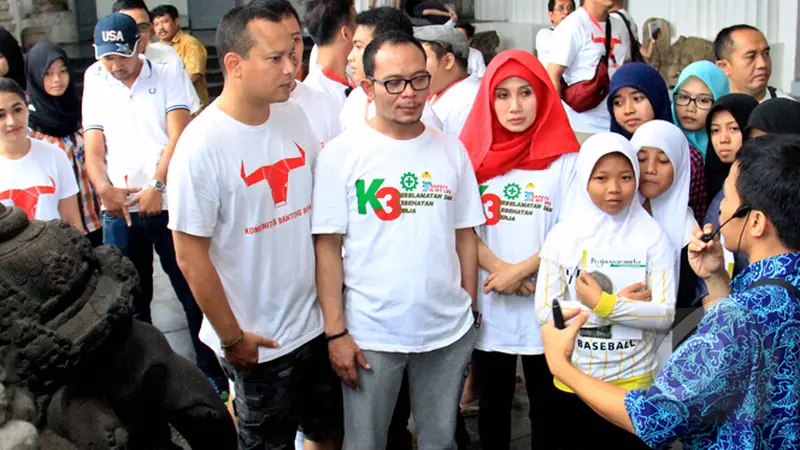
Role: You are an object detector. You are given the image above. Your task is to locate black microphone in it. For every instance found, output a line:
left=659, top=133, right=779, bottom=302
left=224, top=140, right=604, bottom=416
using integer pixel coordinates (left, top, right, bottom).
left=701, top=205, right=752, bottom=243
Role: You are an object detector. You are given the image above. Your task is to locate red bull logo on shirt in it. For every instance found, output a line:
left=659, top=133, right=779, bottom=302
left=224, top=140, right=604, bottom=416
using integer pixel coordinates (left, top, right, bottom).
left=0, top=177, right=56, bottom=219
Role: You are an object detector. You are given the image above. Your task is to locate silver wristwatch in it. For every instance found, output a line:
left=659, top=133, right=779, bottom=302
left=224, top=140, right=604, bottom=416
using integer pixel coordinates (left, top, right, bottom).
left=149, top=180, right=166, bottom=194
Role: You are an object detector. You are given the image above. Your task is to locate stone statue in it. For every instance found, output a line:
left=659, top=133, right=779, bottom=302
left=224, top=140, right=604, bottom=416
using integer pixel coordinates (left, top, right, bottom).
left=0, top=204, right=237, bottom=449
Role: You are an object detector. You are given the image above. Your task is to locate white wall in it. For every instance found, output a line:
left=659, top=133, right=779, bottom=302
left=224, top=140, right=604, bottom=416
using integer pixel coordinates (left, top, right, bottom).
left=625, top=0, right=798, bottom=93
left=471, top=0, right=799, bottom=93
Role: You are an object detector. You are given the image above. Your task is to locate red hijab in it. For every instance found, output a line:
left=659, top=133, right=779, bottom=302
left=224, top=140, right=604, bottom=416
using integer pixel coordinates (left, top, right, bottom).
left=460, top=50, right=579, bottom=184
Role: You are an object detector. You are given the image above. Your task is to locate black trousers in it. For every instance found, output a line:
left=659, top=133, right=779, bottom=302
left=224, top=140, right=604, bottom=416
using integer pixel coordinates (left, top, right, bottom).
left=473, top=351, right=561, bottom=450
left=554, top=387, right=650, bottom=450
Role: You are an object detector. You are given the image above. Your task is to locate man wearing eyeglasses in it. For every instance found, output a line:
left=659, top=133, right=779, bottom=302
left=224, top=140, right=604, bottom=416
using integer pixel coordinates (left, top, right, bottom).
left=109, top=0, right=202, bottom=115
left=415, top=24, right=480, bottom=137
left=535, top=0, right=576, bottom=67
left=312, top=31, right=484, bottom=449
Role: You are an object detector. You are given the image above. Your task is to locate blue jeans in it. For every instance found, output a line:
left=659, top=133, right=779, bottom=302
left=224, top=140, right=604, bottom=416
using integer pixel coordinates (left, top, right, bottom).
left=103, top=210, right=225, bottom=383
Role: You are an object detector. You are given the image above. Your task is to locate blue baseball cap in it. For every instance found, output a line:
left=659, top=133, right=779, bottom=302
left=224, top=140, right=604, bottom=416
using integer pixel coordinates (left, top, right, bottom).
left=93, top=13, right=139, bottom=59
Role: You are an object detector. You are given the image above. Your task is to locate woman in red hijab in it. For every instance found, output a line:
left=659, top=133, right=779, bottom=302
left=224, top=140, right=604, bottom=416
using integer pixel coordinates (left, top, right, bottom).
left=460, top=49, right=579, bottom=450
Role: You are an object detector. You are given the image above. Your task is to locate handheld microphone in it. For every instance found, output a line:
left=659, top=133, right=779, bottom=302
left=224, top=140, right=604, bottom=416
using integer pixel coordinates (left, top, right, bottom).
left=553, top=299, right=566, bottom=330
left=701, top=205, right=752, bottom=243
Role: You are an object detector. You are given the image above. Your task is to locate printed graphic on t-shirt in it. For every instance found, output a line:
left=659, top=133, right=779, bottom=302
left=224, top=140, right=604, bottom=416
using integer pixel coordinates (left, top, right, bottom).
left=0, top=176, right=56, bottom=219
left=240, top=142, right=306, bottom=206
left=357, top=170, right=454, bottom=221
left=479, top=182, right=553, bottom=226
left=590, top=33, right=623, bottom=68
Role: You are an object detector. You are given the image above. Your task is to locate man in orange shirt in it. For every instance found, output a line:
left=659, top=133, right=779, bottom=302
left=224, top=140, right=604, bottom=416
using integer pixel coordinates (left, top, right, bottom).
left=153, top=4, right=209, bottom=108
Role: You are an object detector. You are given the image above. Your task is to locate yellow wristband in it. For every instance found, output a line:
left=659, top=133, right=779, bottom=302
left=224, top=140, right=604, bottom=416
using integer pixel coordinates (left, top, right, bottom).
left=593, top=292, right=617, bottom=317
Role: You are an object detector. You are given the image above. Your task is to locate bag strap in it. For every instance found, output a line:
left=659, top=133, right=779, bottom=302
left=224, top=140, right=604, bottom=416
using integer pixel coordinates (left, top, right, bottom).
left=768, top=86, right=778, bottom=99
left=605, top=18, right=615, bottom=64
left=673, top=277, right=800, bottom=349
left=747, top=277, right=800, bottom=299
left=614, top=11, right=641, bottom=62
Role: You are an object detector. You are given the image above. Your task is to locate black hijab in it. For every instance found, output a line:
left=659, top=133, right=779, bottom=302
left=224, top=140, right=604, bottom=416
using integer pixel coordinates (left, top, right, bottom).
left=0, top=26, right=25, bottom=90
left=745, top=98, right=800, bottom=136
left=25, top=41, right=81, bottom=138
left=704, top=94, right=759, bottom=205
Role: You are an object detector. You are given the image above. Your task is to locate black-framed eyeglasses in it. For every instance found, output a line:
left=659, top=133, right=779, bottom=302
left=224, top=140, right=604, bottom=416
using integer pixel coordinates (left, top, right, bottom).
left=369, top=74, right=431, bottom=95
left=554, top=4, right=575, bottom=12
left=674, top=92, right=714, bottom=110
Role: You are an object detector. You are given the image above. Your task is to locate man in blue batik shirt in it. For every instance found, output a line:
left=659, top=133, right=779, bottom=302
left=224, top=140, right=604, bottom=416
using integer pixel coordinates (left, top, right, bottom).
left=541, top=134, right=800, bottom=450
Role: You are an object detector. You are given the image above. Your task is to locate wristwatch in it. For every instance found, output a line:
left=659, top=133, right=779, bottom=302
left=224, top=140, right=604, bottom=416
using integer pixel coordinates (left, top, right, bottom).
left=149, top=180, right=166, bottom=194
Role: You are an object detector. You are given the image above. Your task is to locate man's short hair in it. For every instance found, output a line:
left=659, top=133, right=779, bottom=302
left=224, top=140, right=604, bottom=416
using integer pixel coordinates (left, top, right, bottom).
left=305, top=0, right=353, bottom=47
left=455, top=20, right=475, bottom=39
left=714, top=24, right=762, bottom=61
left=363, top=31, right=424, bottom=79
left=112, top=0, right=149, bottom=15
left=548, top=0, right=576, bottom=13
left=216, top=5, right=283, bottom=75
left=356, top=6, right=413, bottom=37
left=250, top=0, right=301, bottom=27
left=736, top=134, right=800, bottom=250
left=151, top=4, right=179, bottom=20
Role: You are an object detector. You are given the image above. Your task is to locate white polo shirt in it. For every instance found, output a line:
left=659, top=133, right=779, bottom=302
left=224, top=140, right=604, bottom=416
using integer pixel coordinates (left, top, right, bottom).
left=145, top=43, right=203, bottom=114
left=430, top=76, right=480, bottom=136
left=290, top=80, right=340, bottom=147
left=82, top=55, right=190, bottom=211
left=303, top=68, right=351, bottom=140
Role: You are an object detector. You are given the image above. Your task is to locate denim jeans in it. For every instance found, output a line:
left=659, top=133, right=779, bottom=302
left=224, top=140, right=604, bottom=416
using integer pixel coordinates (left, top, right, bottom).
left=103, top=210, right=225, bottom=383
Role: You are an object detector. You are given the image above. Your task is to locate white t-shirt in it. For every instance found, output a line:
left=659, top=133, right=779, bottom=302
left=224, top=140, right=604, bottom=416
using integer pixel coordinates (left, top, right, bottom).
left=308, top=45, right=356, bottom=81
left=339, top=86, right=444, bottom=132
left=467, top=47, right=486, bottom=79
left=0, top=139, right=79, bottom=220
left=430, top=76, right=480, bottom=137
left=535, top=28, right=554, bottom=67
left=167, top=101, right=323, bottom=363
left=82, top=56, right=190, bottom=211
left=145, top=43, right=203, bottom=115
left=290, top=80, right=340, bottom=146
left=476, top=155, right=577, bottom=354
left=550, top=7, right=631, bottom=133
left=311, top=122, right=486, bottom=353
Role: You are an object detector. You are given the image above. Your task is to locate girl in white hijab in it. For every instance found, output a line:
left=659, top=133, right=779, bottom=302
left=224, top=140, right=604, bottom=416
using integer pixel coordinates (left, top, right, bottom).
left=630, top=120, right=699, bottom=373
left=534, top=133, right=675, bottom=450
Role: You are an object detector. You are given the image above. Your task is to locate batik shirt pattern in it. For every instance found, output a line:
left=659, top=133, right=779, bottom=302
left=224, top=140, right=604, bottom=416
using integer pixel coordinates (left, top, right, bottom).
left=625, top=252, right=800, bottom=450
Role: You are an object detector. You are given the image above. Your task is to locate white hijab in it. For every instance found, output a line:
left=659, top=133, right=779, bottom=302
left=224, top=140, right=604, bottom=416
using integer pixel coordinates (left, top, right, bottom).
left=630, top=120, right=694, bottom=250
left=540, top=133, right=674, bottom=271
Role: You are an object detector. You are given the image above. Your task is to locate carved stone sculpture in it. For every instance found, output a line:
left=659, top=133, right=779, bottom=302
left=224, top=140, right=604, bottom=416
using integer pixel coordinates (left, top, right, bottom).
left=0, top=204, right=237, bottom=449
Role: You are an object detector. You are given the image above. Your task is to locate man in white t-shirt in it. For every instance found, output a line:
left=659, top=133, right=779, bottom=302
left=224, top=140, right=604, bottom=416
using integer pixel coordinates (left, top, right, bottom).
left=313, top=31, right=484, bottom=449
left=416, top=24, right=480, bottom=137
left=546, top=0, right=631, bottom=134
left=303, top=0, right=357, bottom=138
left=340, top=6, right=442, bottom=132
left=714, top=24, right=796, bottom=103
left=254, top=0, right=341, bottom=146
left=535, top=0, right=575, bottom=67
left=82, top=13, right=229, bottom=397
left=454, top=21, right=486, bottom=79
left=168, top=6, right=343, bottom=449
left=610, top=0, right=637, bottom=39
left=107, top=0, right=202, bottom=115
